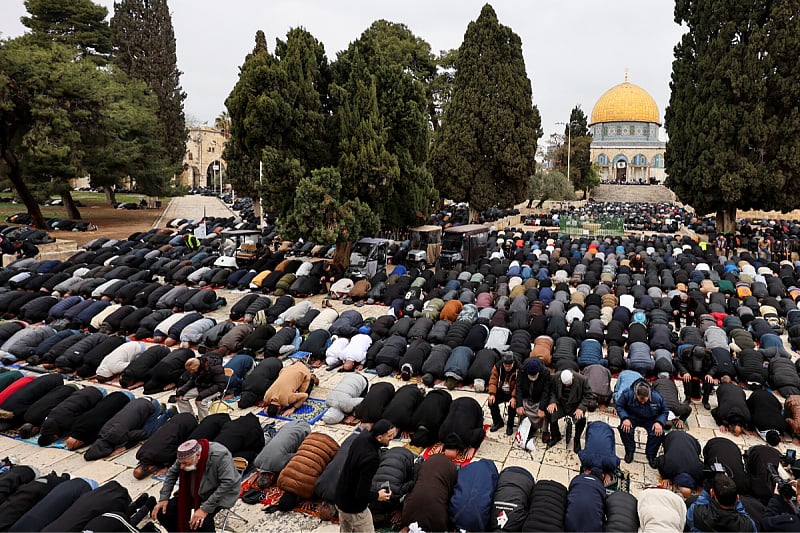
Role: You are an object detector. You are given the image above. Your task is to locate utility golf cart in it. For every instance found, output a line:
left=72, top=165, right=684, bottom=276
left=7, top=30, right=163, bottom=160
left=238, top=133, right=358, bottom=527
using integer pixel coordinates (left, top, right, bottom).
left=405, top=225, right=442, bottom=270
left=436, top=224, right=489, bottom=271
left=346, top=237, right=390, bottom=280
left=214, top=229, right=264, bottom=269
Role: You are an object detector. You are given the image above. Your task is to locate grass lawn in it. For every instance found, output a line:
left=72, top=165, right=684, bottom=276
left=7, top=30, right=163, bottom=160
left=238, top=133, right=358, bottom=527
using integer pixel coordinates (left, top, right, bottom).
left=0, top=192, right=145, bottom=222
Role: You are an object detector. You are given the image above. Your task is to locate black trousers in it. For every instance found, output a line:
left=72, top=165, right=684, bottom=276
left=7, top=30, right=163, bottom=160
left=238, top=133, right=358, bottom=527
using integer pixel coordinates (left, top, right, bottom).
left=157, top=497, right=218, bottom=533
left=489, top=391, right=515, bottom=429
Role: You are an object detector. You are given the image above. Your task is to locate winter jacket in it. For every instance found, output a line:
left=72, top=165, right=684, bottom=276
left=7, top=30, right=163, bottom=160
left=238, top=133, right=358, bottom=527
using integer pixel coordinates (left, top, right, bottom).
left=9, top=477, right=95, bottom=532
left=548, top=370, right=594, bottom=415
left=704, top=437, right=750, bottom=496
left=95, top=341, right=146, bottom=379
left=263, top=361, right=311, bottom=409
left=38, top=386, right=104, bottom=446
left=0, top=373, right=64, bottom=422
left=322, top=373, right=367, bottom=424
left=176, top=351, right=227, bottom=400
left=784, top=395, right=800, bottom=436
left=577, top=338, right=606, bottom=368
left=637, top=487, right=687, bottom=532
left=253, top=419, right=311, bottom=473
left=605, top=491, right=640, bottom=533
left=84, top=397, right=154, bottom=460
left=565, top=473, right=606, bottom=532
left=315, top=433, right=357, bottom=503
left=369, top=447, right=416, bottom=514
left=523, top=478, right=567, bottom=531
left=748, top=388, right=788, bottom=434
left=439, top=396, right=485, bottom=450
left=578, top=421, right=620, bottom=475
left=409, top=389, right=452, bottom=448
left=212, top=412, right=265, bottom=465
left=135, top=412, right=198, bottom=467
left=400, top=454, right=457, bottom=532
left=489, top=466, right=535, bottom=531
left=449, top=460, right=498, bottom=532
left=329, top=310, right=364, bottom=338
left=353, top=381, right=395, bottom=424
left=615, top=378, right=668, bottom=427
left=143, top=348, right=193, bottom=394
left=712, top=382, right=752, bottom=428
left=687, top=489, right=756, bottom=532
left=654, top=430, right=704, bottom=484
left=278, top=432, right=340, bottom=499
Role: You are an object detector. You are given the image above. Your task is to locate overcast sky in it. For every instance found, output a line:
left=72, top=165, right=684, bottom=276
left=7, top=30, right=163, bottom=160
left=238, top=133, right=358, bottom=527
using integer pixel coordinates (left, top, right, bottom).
left=1, top=1, right=685, bottom=141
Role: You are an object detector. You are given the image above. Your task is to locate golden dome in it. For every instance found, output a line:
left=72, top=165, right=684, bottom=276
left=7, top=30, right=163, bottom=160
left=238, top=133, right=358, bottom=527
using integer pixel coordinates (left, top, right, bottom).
left=590, top=82, right=661, bottom=126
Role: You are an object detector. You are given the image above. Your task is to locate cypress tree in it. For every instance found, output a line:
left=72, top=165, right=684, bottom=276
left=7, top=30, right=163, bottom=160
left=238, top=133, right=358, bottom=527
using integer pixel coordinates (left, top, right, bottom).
left=665, top=0, right=800, bottom=232
left=110, top=0, right=187, bottom=168
left=429, top=4, right=542, bottom=221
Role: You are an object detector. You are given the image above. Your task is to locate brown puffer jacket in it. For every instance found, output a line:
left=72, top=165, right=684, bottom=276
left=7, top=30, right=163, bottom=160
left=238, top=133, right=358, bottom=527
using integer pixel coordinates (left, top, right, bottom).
left=532, top=335, right=554, bottom=366
left=277, top=432, right=340, bottom=498
left=785, top=395, right=800, bottom=436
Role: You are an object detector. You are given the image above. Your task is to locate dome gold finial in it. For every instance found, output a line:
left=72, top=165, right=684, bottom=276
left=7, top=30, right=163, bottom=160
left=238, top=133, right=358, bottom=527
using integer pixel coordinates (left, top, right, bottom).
left=624, top=68, right=629, bottom=83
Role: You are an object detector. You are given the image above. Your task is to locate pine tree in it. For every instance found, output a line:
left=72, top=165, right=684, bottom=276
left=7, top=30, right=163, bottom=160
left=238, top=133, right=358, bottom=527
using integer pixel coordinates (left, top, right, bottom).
left=110, top=0, right=187, bottom=168
left=21, top=0, right=111, bottom=60
left=429, top=4, right=542, bottom=221
left=665, top=0, right=800, bottom=232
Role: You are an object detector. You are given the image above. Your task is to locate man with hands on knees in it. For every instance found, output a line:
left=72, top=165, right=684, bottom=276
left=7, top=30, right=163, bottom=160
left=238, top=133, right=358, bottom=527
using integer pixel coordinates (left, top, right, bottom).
left=615, top=378, right=669, bottom=468
left=152, top=438, right=240, bottom=531
left=545, top=369, right=594, bottom=453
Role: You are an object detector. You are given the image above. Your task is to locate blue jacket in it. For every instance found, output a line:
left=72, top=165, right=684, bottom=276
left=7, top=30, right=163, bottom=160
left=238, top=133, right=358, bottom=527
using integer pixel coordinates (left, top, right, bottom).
left=449, top=460, right=499, bottom=532
left=578, top=421, right=620, bottom=475
left=686, top=489, right=756, bottom=532
left=577, top=339, right=606, bottom=368
left=615, top=379, right=669, bottom=427
left=564, top=473, right=605, bottom=532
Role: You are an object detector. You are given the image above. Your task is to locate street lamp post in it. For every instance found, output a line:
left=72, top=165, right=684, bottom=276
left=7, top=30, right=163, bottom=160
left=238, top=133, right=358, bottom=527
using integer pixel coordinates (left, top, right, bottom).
left=555, top=121, right=580, bottom=189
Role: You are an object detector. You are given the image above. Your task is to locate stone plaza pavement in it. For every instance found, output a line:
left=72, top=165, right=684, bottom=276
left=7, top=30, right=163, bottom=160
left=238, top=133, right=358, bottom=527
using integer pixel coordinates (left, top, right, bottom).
left=0, top=197, right=793, bottom=531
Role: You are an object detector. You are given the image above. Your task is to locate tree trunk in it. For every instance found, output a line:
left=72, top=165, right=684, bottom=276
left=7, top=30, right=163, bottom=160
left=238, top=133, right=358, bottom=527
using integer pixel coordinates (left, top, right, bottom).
left=332, top=240, right=352, bottom=270
left=428, top=102, right=439, bottom=133
left=526, top=198, right=533, bottom=209
left=468, top=206, right=480, bottom=224
left=103, top=185, right=116, bottom=205
left=536, top=196, right=548, bottom=209
left=2, top=150, right=47, bottom=229
left=61, top=190, right=82, bottom=220
left=715, top=205, right=737, bottom=234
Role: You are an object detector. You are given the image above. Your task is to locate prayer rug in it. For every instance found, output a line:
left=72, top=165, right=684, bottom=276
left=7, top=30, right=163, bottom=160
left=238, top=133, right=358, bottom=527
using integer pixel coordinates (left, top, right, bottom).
left=258, top=397, right=328, bottom=425
left=1, top=428, right=69, bottom=449
left=420, top=424, right=489, bottom=467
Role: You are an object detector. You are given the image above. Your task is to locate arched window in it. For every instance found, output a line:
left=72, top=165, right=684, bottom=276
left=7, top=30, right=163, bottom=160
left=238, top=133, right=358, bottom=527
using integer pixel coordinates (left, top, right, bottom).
left=595, top=153, right=610, bottom=165
left=652, top=154, right=664, bottom=168
left=632, top=154, right=648, bottom=166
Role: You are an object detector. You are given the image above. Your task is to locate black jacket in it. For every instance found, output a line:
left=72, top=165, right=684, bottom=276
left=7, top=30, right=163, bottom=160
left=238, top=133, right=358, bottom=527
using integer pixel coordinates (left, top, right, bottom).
left=335, top=429, right=383, bottom=514
left=135, top=412, right=198, bottom=467
left=353, top=382, right=395, bottom=424
left=410, top=389, right=452, bottom=447
left=176, top=352, right=226, bottom=400
left=655, top=430, right=704, bottom=483
left=748, top=389, right=788, bottom=434
left=515, top=357, right=551, bottom=411
left=761, top=494, right=800, bottom=531
left=84, top=397, right=154, bottom=461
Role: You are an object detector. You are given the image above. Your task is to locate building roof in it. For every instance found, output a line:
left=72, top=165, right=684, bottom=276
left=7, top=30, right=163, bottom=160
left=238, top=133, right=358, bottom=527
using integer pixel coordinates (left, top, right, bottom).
left=590, top=81, right=661, bottom=126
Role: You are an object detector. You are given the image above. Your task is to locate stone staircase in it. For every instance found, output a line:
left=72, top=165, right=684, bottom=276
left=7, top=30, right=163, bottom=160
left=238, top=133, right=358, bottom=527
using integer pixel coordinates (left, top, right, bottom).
left=590, top=184, right=676, bottom=204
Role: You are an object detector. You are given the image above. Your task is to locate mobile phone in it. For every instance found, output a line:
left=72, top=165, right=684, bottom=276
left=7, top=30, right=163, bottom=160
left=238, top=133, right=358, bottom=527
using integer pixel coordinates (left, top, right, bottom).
left=787, top=449, right=796, bottom=462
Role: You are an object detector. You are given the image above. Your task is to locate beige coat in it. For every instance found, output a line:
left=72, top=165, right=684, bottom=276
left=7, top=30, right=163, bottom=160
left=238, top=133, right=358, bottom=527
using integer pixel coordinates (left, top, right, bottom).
left=637, top=488, right=686, bottom=532
left=263, top=362, right=311, bottom=409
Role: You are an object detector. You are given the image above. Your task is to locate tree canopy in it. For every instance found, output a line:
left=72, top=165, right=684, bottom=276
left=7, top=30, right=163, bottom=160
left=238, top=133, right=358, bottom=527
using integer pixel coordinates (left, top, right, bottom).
left=110, top=0, right=187, bottom=169
left=665, top=0, right=800, bottom=232
left=429, top=4, right=542, bottom=220
left=22, top=0, right=112, bottom=60
left=527, top=168, right=575, bottom=208
left=552, top=105, right=595, bottom=197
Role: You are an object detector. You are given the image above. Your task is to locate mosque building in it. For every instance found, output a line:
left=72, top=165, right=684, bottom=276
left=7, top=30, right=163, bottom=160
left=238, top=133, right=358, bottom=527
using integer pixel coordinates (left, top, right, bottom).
left=589, top=74, right=666, bottom=184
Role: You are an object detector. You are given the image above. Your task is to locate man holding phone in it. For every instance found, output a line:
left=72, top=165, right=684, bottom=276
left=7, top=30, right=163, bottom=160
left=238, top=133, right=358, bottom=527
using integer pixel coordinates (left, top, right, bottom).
left=335, top=419, right=396, bottom=532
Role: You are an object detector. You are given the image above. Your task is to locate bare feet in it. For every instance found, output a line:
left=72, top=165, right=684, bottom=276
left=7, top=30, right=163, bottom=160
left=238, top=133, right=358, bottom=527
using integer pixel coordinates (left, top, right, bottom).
left=674, top=420, right=685, bottom=429
left=718, top=425, right=728, bottom=433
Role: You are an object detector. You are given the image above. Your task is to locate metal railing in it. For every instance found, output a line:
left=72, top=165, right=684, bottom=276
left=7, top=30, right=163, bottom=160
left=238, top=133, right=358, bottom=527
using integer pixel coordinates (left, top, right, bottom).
left=559, top=216, right=625, bottom=238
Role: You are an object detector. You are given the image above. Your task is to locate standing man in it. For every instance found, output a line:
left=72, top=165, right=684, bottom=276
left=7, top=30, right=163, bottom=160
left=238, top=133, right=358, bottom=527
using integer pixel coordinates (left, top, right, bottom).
left=152, top=438, right=240, bottom=532
left=545, top=369, right=594, bottom=453
left=334, top=419, right=396, bottom=533
left=174, top=353, right=226, bottom=421
left=488, top=352, right=518, bottom=435
left=615, top=379, right=669, bottom=467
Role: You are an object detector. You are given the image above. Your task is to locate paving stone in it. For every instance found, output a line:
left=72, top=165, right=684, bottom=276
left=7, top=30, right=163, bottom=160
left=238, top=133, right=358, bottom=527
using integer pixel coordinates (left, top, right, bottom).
left=70, top=460, right=128, bottom=484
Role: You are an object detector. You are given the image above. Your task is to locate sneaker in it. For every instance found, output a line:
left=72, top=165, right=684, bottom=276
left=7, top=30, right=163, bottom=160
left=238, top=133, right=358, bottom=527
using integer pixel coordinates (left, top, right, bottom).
left=422, top=373, right=435, bottom=387
left=445, top=377, right=458, bottom=390
left=473, top=378, right=485, bottom=393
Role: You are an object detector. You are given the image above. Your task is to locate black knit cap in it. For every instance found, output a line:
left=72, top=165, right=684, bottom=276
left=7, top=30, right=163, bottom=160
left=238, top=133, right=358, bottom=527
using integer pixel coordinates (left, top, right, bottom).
left=371, top=419, right=395, bottom=437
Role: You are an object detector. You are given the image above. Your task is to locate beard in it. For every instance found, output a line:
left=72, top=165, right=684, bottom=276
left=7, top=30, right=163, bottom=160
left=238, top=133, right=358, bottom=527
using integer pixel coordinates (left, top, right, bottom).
left=182, top=464, right=197, bottom=472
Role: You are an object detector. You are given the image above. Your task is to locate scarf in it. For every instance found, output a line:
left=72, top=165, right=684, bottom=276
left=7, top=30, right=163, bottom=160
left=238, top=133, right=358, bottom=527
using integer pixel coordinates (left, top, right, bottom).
left=177, top=438, right=210, bottom=532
